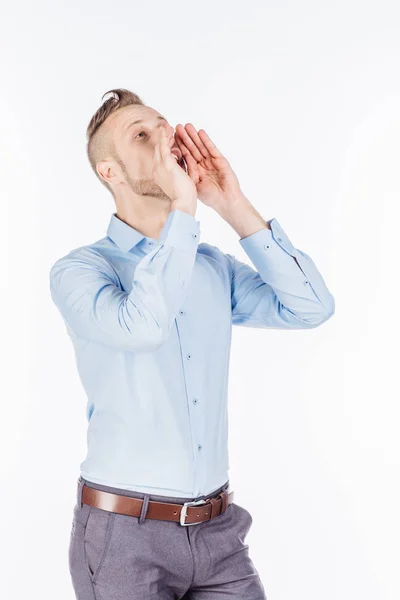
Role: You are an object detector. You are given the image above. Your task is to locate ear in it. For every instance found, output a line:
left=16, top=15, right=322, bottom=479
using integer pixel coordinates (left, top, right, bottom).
left=97, top=159, right=122, bottom=186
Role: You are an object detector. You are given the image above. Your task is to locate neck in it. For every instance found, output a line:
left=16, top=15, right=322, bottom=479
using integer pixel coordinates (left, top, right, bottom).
left=114, top=193, right=172, bottom=241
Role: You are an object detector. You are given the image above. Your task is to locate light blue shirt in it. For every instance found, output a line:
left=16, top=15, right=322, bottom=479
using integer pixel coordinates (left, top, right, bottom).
left=49, top=209, right=335, bottom=498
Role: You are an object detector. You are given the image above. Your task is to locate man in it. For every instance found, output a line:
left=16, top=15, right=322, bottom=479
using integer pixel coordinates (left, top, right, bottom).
left=49, top=88, right=335, bottom=599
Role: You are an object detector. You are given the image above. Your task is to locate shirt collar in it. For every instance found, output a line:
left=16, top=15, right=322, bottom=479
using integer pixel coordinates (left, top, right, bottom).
left=106, top=212, right=147, bottom=252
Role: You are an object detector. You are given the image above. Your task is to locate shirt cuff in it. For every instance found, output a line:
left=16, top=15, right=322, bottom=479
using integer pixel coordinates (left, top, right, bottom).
left=239, top=217, right=335, bottom=315
left=239, top=217, right=296, bottom=268
left=158, top=209, right=201, bottom=253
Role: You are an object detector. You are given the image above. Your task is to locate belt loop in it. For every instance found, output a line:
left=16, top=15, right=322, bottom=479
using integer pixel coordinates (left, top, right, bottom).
left=209, top=497, right=219, bottom=519
left=138, top=494, right=150, bottom=524
left=77, top=476, right=84, bottom=508
left=220, top=491, right=227, bottom=514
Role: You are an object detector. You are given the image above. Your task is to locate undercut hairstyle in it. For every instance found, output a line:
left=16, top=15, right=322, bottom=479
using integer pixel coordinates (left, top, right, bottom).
left=86, top=88, right=145, bottom=196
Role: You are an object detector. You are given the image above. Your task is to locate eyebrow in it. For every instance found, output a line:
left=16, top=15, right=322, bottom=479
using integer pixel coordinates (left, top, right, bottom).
left=125, top=115, right=167, bottom=132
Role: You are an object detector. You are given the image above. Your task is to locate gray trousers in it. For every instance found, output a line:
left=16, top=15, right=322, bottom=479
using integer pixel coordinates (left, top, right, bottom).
left=69, top=475, right=267, bottom=599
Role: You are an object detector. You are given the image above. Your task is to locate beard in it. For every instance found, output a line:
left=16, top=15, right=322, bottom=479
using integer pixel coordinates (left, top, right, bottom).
left=117, top=157, right=171, bottom=201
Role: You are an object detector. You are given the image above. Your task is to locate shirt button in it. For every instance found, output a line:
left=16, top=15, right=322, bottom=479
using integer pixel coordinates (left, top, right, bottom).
left=179, top=309, right=185, bottom=316
left=192, top=233, right=198, bottom=239
left=186, top=353, right=192, bottom=360
left=197, top=444, right=202, bottom=451
left=277, top=236, right=282, bottom=242
left=264, top=244, right=270, bottom=250
left=303, top=279, right=309, bottom=285
left=147, top=240, right=154, bottom=245
left=193, top=398, right=199, bottom=404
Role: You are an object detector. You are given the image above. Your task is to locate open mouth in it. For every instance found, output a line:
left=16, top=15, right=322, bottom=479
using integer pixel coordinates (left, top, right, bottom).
left=171, top=149, right=186, bottom=171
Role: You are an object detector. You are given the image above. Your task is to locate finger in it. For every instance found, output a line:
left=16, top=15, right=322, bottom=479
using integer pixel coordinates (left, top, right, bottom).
left=159, top=127, right=170, bottom=162
left=154, top=132, right=161, bottom=164
left=183, top=123, right=211, bottom=160
left=175, top=123, right=205, bottom=162
left=175, top=134, right=198, bottom=171
left=197, top=129, right=224, bottom=159
left=154, top=127, right=165, bottom=164
left=175, top=135, right=199, bottom=181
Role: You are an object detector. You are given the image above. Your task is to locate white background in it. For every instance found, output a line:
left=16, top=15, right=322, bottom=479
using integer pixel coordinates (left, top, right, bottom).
left=1, top=1, right=399, bottom=598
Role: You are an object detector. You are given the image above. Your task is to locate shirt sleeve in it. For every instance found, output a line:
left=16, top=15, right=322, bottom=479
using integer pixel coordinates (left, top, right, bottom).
left=227, top=217, right=335, bottom=329
left=49, top=209, right=200, bottom=352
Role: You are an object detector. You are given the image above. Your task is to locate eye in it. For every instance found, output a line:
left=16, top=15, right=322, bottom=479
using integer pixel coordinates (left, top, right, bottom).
left=135, top=131, right=147, bottom=139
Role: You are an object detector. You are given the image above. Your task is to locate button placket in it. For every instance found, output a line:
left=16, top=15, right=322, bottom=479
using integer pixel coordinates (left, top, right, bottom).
left=176, top=309, right=203, bottom=478
left=183, top=351, right=200, bottom=452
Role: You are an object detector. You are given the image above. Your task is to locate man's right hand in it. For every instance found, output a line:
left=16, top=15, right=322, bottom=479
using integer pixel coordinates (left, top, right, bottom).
left=153, top=127, right=198, bottom=214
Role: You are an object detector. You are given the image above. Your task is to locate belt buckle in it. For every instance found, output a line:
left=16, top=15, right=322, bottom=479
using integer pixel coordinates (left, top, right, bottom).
left=180, top=498, right=207, bottom=526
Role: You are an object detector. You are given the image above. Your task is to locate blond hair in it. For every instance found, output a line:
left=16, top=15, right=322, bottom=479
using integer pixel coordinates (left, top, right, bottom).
left=86, top=88, right=145, bottom=195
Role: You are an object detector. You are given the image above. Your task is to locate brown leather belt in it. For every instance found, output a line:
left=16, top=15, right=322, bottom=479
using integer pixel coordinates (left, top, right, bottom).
left=81, top=483, right=234, bottom=526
